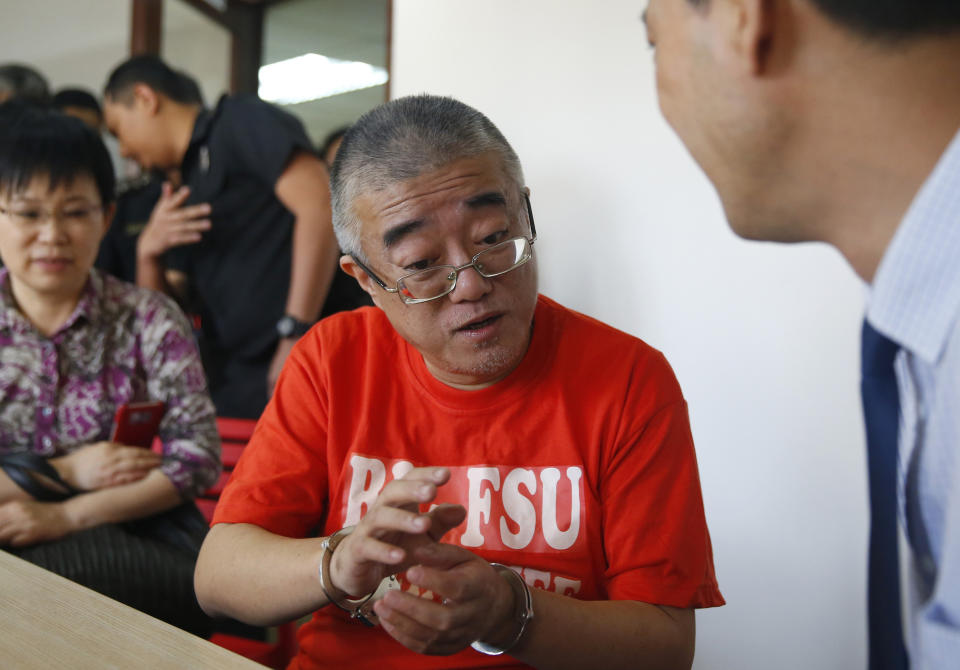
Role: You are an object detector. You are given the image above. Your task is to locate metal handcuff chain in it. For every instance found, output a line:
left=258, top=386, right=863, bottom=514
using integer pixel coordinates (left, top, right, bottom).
left=319, top=527, right=535, bottom=651
left=318, top=525, right=400, bottom=627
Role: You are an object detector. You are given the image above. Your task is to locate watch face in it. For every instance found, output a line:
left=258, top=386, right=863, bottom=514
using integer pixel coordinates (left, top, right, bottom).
left=277, top=316, right=295, bottom=337
left=277, top=315, right=311, bottom=338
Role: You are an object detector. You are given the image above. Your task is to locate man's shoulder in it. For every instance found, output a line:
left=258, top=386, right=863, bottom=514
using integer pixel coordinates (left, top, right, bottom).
left=298, top=306, right=395, bottom=358
left=539, top=294, right=656, bottom=353
left=537, top=294, right=678, bottom=388
left=217, top=93, right=269, bottom=115
left=315, top=304, right=389, bottom=332
left=216, top=93, right=307, bottom=132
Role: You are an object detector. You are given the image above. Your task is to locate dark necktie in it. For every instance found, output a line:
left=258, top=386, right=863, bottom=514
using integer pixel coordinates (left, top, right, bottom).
left=861, top=320, right=909, bottom=669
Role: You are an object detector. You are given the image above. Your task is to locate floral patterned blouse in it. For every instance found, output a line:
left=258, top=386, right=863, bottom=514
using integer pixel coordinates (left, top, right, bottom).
left=0, top=269, right=221, bottom=498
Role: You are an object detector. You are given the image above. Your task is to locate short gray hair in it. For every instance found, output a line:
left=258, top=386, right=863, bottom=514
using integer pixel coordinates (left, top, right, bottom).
left=330, top=95, right=525, bottom=259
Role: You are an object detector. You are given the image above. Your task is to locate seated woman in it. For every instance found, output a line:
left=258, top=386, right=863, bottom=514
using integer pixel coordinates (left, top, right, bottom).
left=0, top=106, right=220, bottom=636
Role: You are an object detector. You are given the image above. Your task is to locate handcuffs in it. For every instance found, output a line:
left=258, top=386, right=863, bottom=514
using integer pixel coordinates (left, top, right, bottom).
left=319, top=527, right=534, bottom=654
left=318, top=526, right=400, bottom=626
left=469, top=563, right=535, bottom=656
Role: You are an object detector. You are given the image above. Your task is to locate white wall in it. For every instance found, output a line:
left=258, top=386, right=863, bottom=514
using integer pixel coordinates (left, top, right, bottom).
left=162, top=0, right=232, bottom=106
left=0, top=0, right=130, bottom=94
left=393, top=2, right=869, bottom=669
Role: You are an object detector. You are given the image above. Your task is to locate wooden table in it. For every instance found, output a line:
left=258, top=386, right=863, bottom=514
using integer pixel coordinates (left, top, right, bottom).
left=0, top=550, right=265, bottom=669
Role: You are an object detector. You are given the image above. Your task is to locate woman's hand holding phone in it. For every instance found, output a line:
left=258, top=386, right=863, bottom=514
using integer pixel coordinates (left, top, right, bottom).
left=52, top=442, right=163, bottom=492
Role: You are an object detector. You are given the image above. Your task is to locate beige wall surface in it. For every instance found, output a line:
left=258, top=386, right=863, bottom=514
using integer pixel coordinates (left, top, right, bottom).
left=0, top=0, right=130, bottom=95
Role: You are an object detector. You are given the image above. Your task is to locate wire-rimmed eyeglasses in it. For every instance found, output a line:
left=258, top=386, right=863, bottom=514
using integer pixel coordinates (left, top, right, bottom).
left=352, top=193, right=537, bottom=305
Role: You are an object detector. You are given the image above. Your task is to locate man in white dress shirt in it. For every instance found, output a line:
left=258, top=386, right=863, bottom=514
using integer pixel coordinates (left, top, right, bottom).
left=643, top=0, right=960, bottom=668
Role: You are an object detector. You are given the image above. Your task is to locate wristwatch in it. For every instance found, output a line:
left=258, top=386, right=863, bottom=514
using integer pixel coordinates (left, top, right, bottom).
left=276, top=314, right=313, bottom=339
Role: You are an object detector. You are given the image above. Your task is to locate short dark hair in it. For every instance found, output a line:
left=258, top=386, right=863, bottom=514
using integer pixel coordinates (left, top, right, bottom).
left=175, top=69, right=205, bottom=106
left=686, top=0, right=960, bottom=39
left=104, top=55, right=202, bottom=105
left=810, top=0, right=960, bottom=38
left=52, top=88, right=102, bottom=116
left=0, top=106, right=116, bottom=206
left=0, top=63, right=50, bottom=105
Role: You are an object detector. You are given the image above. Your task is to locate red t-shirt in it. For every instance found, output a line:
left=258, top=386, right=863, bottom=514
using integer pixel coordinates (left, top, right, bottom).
left=213, top=295, right=724, bottom=669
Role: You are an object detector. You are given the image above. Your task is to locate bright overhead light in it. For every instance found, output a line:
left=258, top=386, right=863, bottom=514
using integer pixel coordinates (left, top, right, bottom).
left=258, top=53, right=388, bottom=105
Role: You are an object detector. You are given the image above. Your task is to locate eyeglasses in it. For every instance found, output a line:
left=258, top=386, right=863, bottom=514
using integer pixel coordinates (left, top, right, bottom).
left=0, top=204, right=103, bottom=228
left=353, top=193, right=537, bottom=305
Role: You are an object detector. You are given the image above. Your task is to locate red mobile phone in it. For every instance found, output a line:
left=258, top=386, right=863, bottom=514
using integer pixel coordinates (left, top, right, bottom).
left=111, top=401, right=165, bottom=448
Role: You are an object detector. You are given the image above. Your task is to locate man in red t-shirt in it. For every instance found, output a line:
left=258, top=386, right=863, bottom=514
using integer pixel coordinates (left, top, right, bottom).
left=195, top=95, right=724, bottom=670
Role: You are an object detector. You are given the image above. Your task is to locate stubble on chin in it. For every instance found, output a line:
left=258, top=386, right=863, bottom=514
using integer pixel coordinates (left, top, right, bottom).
left=450, top=330, right=534, bottom=382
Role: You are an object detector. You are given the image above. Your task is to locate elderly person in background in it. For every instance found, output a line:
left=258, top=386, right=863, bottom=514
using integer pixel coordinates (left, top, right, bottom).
left=0, top=107, right=220, bottom=636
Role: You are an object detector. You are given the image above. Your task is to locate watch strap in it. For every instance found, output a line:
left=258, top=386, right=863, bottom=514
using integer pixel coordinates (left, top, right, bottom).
left=277, top=314, right=313, bottom=339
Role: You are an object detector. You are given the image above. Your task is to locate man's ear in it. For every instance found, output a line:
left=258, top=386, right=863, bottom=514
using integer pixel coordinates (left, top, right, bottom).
left=721, top=0, right=777, bottom=76
left=132, top=83, right=161, bottom=116
left=340, top=254, right=381, bottom=303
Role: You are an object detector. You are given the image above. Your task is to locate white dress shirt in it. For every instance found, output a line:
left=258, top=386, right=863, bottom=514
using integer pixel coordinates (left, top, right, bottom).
left=868, top=127, right=960, bottom=670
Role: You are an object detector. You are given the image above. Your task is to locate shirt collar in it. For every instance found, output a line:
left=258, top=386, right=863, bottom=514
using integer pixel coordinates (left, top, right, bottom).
left=867, top=127, right=960, bottom=364
left=187, top=95, right=226, bottom=150
left=0, top=268, right=102, bottom=337
left=61, top=270, right=102, bottom=333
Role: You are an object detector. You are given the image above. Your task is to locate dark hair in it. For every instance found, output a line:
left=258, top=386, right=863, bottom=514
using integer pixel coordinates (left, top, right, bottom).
left=104, top=55, right=202, bottom=105
left=175, top=69, right=205, bottom=106
left=0, top=63, right=50, bottom=105
left=687, top=0, right=960, bottom=39
left=52, top=88, right=102, bottom=116
left=811, top=0, right=960, bottom=38
left=0, top=106, right=116, bottom=206
left=320, top=126, right=350, bottom=164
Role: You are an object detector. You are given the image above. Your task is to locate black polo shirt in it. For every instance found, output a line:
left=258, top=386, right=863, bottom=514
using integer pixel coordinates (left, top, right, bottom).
left=174, top=94, right=314, bottom=360
left=96, top=176, right=163, bottom=284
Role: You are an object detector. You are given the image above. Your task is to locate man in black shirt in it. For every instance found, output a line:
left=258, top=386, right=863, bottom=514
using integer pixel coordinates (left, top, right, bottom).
left=95, top=175, right=163, bottom=284
left=102, top=56, right=339, bottom=419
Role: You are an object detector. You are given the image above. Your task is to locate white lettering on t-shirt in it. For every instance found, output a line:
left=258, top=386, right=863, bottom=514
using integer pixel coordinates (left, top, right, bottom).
left=523, top=567, right=552, bottom=590
left=344, top=455, right=386, bottom=526
left=392, top=460, right=414, bottom=480
left=461, top=467, right=501, bottom=547
left=552, top=575, right=582, bottom=597
left=340, top=457, right=585, bottom=553
left=500, top=468, right=537, bottom=549
left=540, top=467, right=582, bottom=551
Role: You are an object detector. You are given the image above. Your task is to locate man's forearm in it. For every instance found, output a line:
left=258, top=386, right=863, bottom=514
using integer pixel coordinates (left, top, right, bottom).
left=509, top=591, right=695, bottom=670
left=285, top=210, right=339, bottom=323
left=274, top=151, right=339, bottom=324
left=195, top=522, right=331, bottom=626
left=136, top=253, right=168, bottom=293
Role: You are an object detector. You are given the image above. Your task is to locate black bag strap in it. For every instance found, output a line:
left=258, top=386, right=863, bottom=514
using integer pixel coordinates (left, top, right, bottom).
left=0, top=451, right=78, bottom=502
